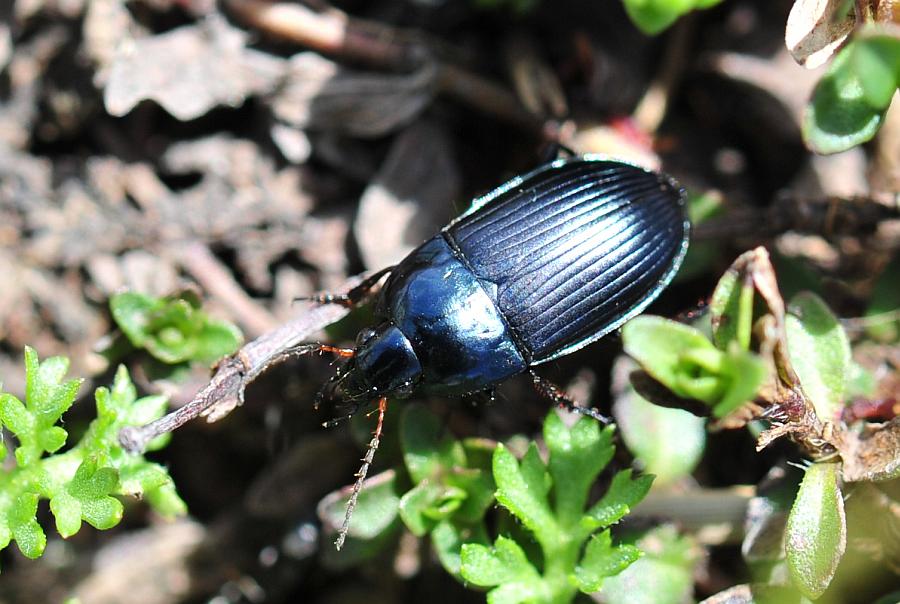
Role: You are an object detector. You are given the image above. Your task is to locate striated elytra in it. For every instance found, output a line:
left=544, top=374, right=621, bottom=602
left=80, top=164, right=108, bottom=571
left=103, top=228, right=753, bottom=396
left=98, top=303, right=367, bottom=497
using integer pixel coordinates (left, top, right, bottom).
left=303, top=154, right=690, bottom=548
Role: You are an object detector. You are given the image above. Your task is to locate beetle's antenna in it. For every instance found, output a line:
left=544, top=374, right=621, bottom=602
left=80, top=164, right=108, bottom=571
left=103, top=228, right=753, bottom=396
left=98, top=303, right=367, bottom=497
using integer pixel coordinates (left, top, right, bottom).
left=335, top=396, right=388, bottom=551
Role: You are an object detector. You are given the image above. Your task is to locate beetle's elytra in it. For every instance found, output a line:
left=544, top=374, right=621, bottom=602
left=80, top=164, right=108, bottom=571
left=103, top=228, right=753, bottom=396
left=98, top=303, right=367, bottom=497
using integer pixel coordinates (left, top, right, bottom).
left=304, top=155, right=690, bottom=547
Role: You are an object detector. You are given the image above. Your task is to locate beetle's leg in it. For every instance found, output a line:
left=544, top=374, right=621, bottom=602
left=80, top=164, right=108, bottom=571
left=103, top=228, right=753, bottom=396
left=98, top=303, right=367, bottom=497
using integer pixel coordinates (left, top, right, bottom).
left=539, top=142, right=577, bottom=164
left=255, top=343, right=355, bottom=380
left=335, top=396, right=388, bottom=550
left=322, top=401, right=361, bottom=428
left=297, top=267, right=394, bottom=308
left=530, top=370, right=610, bottom=424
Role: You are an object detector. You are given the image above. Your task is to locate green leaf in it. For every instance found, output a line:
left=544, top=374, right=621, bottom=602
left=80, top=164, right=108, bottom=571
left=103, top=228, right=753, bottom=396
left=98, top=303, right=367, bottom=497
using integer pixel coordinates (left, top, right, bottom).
left=460, top=535, right=540, bottom=587
left=615, top=380, right=706, bottom=487
left=145, top=482, right=188, bottom=518
left=602, top=525, right=699, bottom=604
left=54, top=457, right=124, bottom=533
left=803, top=34, right=896, bottom=154
left=493, top=444, right=556, bottom=549
left=431, top=519, right=489, bottom=578
left=0, top=355, right=184, bottom=563
left=445, top=467, right=495, bottom=523
left=9, top=493, right=47, bottom=559
left=0, top=393, right=32, bottom=437
left=110, top=292, right=160, bottom=347
left=709, top=265, right=754, bottom=351
left=401, top=405, right=466, bottom=484
left=624, top=316, right=767, bottom=418
left=0, top=516, right=10, bottom=550
left=38, top=426, right=68, bottom=454
left=786, top=292, right=852, bottom=421
left=110, top=291, right=242, bottom=365
left=850, top=32, right=900, bottom=109
left=49, top=491, right=82, bottom=538
left=574, top=530, right=642, bottom=593
left=583, top=469, right=654, bottom=531
left=193, top=320, right=244, bottom=364
left=785, top=462, right=846, bottom=600
left=714, top=344, right=768, bottom=417
left=399, top=482, right=447, bottom=536
left=623, top=316, right=718, bottom=398
left=543, top=414, right=614, bottom=525
left=319, top=470, right=401, bottom=541
left=118, top=462, right=170, bottom=496
left=622, top=0, right=722, bottom=35
left=6, top=348, right=82, bottom=465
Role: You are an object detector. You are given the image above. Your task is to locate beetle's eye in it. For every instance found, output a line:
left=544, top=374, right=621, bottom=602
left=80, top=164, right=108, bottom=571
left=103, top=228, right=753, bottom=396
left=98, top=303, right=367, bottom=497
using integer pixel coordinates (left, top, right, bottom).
left=356, top=328, right=377, bottom=348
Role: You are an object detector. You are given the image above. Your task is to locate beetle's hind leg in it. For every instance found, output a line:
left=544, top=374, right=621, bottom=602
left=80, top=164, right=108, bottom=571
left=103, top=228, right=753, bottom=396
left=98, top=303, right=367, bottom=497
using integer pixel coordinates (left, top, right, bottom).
left=530, top=370, right=610, bottom=424
left=297, top=267, right=394, bottom=308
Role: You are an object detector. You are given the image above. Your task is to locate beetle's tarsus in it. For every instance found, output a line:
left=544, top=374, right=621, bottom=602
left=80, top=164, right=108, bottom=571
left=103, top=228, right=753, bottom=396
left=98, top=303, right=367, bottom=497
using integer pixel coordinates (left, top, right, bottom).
left=531, top=370, right=610, bottom=424
left=297, top=267, right=394, bottom=309
left=335, top=396, right=388, bottom=551
left=563, top=403, right=612, bottom=424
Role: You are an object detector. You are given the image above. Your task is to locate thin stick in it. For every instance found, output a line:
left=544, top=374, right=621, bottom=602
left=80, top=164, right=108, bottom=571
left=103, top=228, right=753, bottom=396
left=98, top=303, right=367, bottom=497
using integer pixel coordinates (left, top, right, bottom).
left=335, top=396, right=388, bottom=551
left=117, top=276, right=365, bottom=454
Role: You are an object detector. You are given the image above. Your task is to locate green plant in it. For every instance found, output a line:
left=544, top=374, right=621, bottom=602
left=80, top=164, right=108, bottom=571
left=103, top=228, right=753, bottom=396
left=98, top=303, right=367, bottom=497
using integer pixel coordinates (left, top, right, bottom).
left=601, top=524, right=701, bottom=604
left=621, top=0, right=721, bottom=35
left=318, top=408, right=651, bottom=602
left=804, top=27, right=900, bottom=154
left=622, top=255, right=768, bottom=418
left=459, top=413, right=651, bottom=603
left=622, top=248, right=900, bottom=600
left=0, top=348, right=185, bottom=566
left=110, top=290, right=242, bottom=366
left=398, top=406, right=496, bottom=577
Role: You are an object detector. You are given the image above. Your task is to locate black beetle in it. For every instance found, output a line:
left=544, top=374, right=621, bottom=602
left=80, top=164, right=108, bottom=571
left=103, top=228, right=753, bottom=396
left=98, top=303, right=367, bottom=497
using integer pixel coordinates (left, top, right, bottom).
left=301, top=155, right=689, bottom=547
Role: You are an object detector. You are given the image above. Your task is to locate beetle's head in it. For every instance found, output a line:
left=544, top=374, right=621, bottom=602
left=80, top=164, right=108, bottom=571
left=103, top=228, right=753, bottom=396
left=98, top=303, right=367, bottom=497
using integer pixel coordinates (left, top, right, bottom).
left=337, top=323, right=422, bottom=401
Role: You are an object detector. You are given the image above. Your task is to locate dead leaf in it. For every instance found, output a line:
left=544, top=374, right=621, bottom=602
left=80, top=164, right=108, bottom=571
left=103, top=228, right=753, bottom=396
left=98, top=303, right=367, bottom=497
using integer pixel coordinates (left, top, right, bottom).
left=269, top=52, right=437, bottom=137
left=354, top=120, right=458, bottom=269
left=104, top=15, right=285, bottom=120
left=785, top=0, right=855, bottom=69
left=83, top=0, right=139, bottom=84
left=838, top=417, right=900, bottom=482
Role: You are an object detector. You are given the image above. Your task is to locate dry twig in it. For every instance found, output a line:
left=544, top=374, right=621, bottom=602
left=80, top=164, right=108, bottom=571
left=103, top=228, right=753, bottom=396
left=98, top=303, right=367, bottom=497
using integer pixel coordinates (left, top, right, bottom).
left=118, top=276, right=362, bottom=453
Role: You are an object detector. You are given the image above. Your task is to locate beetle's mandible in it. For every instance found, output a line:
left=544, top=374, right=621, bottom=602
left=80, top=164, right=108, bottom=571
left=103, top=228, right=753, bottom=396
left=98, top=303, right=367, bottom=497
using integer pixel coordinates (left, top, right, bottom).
left=301, top=155, right=690, bottom=548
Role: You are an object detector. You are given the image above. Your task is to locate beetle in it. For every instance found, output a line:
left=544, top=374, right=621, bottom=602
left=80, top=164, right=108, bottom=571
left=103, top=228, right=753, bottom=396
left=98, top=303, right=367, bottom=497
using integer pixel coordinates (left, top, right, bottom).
left=299, top=154, right=690, bottom=548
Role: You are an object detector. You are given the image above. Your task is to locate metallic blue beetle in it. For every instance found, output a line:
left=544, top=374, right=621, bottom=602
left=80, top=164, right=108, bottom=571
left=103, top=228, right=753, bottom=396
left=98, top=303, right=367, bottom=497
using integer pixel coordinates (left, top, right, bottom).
left=309, top=155, right=690, bottom=548
left=317, top=155, right=689, bottom=410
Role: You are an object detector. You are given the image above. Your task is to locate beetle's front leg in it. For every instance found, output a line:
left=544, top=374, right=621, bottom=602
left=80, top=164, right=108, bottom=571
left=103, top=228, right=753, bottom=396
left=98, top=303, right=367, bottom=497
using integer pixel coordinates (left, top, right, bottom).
left=530, top=370, right=610, bottom=423
left=298, top=267, right=394, bottom=308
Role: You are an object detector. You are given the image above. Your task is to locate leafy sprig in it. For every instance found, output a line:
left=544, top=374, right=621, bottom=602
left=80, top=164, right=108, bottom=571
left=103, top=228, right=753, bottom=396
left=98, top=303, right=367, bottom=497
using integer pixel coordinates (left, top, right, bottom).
left=0, top=348, right=185, bottom=565
left=110, top=290, right=242, bottom=365
left=318, top=408, right=650, bottom=601
left=622, top=257, right=768, bottom=419
left=460, top=413, right=651, bottom=603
